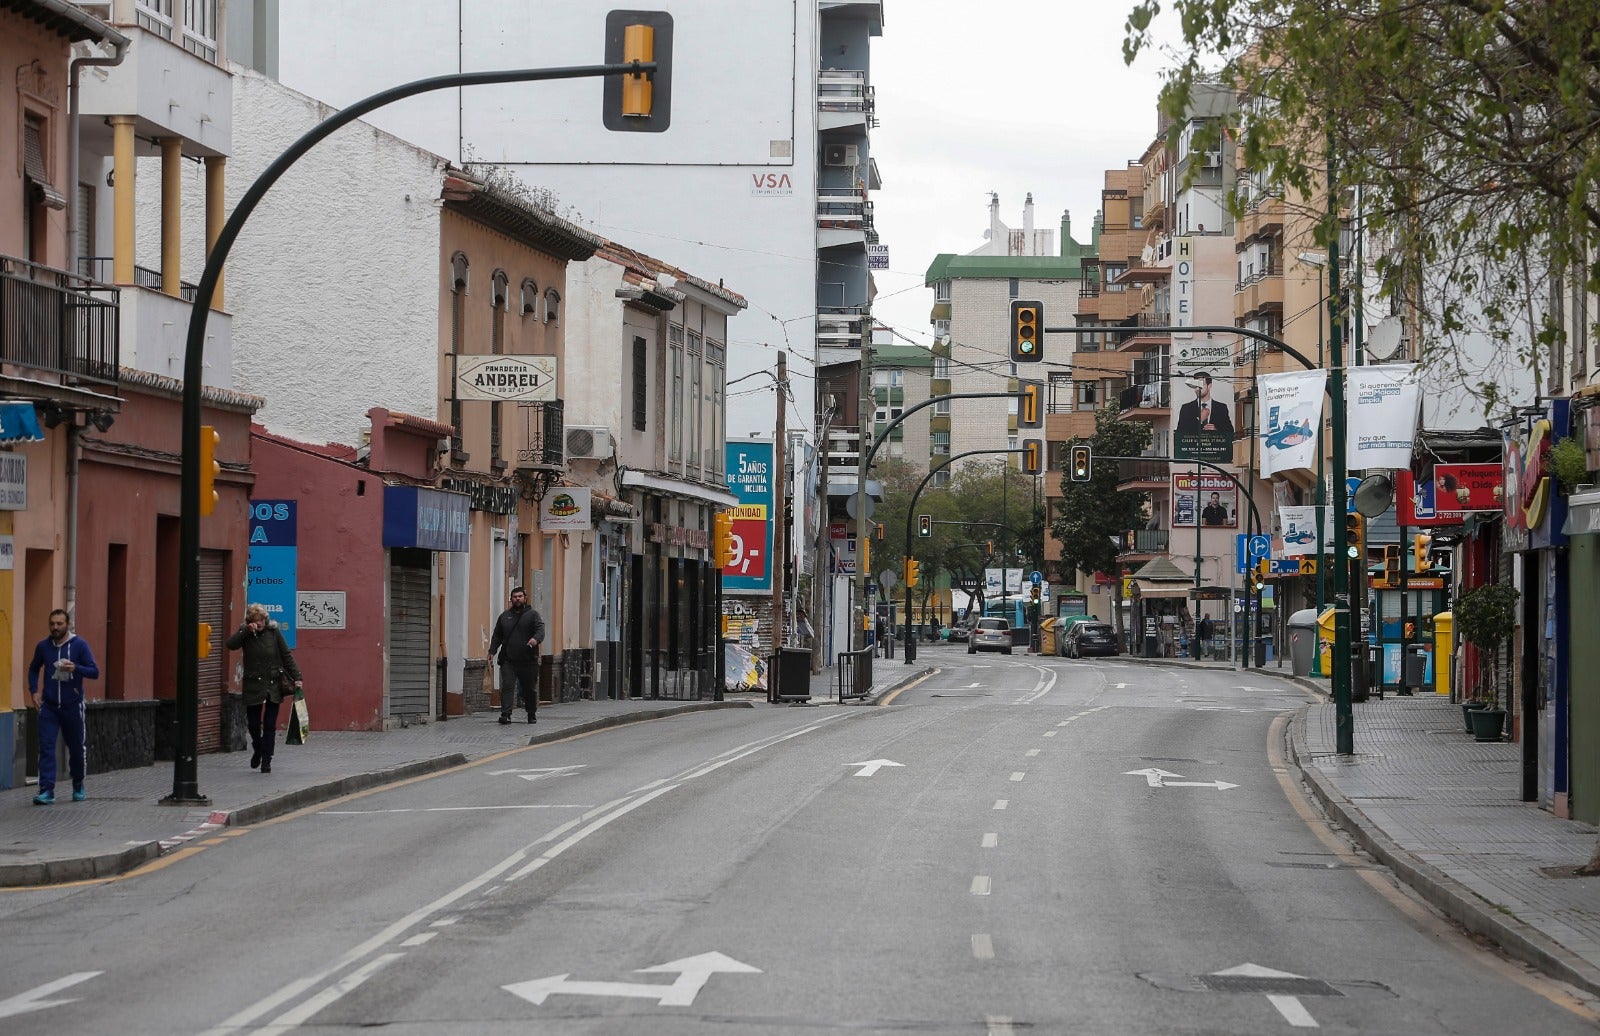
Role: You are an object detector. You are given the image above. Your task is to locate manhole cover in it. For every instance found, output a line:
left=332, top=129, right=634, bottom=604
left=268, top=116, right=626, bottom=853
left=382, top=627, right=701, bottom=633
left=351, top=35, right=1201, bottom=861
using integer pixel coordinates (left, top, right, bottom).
left=1199, top=975, right=1341, bottom=997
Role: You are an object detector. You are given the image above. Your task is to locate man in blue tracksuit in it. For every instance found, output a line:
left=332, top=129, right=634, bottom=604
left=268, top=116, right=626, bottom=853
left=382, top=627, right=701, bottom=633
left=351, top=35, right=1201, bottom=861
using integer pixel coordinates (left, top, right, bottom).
left=26, top=609, right=100, bottom=805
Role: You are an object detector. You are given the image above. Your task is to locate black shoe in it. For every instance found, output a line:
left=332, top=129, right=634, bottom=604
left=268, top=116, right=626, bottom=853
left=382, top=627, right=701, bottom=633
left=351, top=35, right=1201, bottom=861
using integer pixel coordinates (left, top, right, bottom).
left=250, top=750, right=261, bottom=770
left=498, top=716, right=512, bottom=725
left=528, top=713, right=536, bottom=724
left=260, top=759, right=272, bottom=774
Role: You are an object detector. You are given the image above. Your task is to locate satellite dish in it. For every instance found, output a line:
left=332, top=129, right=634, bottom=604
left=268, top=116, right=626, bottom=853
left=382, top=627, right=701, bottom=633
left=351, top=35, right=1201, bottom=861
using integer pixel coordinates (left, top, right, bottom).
left=1366, top=317, right=1405, bottom=362
left=1353, top=473, right=1394, bottom=518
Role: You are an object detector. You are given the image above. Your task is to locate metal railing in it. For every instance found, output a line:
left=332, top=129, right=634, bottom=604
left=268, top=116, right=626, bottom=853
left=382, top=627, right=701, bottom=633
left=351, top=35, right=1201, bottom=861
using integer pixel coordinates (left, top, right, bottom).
left=1121, top=528, right=1170, bottom=554
left=77, top=257, right=199, bottom=303
left=836, top=645, right=873, bottom=701
left=817, top=68, right=877, bottom=122
left=1, top=255, right=120, bottom=383
left=1119, top=382, right=1170, bottom=411
left=515, top=398, right=564, bottom=467
left=817, top=192, right=873, bottom=233
left=1116, top=457, right=1171, bottom=485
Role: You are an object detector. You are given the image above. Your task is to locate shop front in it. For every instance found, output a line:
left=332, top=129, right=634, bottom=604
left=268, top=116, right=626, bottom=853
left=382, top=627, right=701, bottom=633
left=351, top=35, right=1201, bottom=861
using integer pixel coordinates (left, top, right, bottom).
left=1561, top=483, right=1600, bottom=822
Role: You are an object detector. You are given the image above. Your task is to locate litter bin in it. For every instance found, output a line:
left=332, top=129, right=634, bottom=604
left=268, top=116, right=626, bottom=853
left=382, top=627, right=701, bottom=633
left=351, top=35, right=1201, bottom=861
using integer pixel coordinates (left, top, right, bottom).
left=1287, top=608, right=1318, bottom=677
left=1404, top=645, right=1429, bottom=691
left=1039, top=618, right=1057, bottom=656
left=774, top=647, right=813, bottom=702
left=1433, top=611, right=1453, bottom=697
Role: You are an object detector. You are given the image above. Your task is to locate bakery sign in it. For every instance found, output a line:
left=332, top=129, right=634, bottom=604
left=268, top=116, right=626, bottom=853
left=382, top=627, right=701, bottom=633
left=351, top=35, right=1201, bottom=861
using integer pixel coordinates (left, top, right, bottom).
left=453, top=354, right=557, bottom=402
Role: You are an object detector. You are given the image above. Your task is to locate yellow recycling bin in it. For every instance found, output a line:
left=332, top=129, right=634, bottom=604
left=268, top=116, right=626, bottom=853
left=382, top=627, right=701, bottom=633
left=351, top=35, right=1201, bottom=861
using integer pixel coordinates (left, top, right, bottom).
left=1040, top=617, right=1057, bottom=656
left=1433, top=611, right=1453, bottom=697
left=1316, top=607, right=1336, bottom=677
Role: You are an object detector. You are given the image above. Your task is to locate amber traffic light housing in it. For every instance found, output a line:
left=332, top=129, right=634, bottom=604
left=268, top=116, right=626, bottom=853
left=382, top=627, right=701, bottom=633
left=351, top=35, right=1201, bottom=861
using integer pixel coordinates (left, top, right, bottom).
left=1010, top=300, right=1043, bottom=363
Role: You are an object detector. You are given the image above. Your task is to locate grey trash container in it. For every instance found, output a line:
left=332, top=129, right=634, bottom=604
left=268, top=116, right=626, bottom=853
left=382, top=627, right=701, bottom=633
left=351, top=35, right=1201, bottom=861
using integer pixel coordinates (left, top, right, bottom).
left=774, top=647, right=813, bottom=702
left=1287, top=609, right=1318, bottom=677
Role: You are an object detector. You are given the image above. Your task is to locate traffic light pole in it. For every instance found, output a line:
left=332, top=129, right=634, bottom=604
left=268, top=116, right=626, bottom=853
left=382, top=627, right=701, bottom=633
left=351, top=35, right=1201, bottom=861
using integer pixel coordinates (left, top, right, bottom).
left=165, top=60, right=656, bottom=805
left=901, top=447, right=1023, bottom=664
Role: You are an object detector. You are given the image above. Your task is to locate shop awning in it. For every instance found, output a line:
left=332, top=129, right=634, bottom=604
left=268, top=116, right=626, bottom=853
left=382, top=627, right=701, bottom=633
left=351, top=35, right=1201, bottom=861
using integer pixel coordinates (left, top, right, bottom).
left=1131, top=580, right=1194, bottom=598
left=621, top=469, right=737, bottom=509
left=0, top=402, right=44, bottom=445
left=1562, top=489, right=1600, bottom=536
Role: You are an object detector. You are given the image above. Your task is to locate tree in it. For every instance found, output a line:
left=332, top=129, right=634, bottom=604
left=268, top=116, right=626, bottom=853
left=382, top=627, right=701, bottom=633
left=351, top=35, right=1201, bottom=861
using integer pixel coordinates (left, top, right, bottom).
left=1126, top=0, right=1600, bottom=405
left=1050, top=407, right=1154, bottom=643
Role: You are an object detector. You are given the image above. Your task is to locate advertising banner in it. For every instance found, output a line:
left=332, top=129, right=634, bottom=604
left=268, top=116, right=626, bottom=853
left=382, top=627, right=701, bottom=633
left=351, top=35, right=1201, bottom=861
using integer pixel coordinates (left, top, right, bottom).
left=1433, top=463, right=1504, bottom=512
left=540, top=487, right=592, bottom=532
left=724, top=442, right=774, bottom=592
left=249, top=500, right=298, bottom=648
left=1277, top=505, right=1330, bottom=556
left=1172, top=335, right=1236, bottom=463
left=1346, top=364, right=1421, bottom=469
left=1256, top=369, right=1326, bottom=477
left=1171, top=473, right=1238, bottom=528
left=984, top=568, right=1026, bottom=596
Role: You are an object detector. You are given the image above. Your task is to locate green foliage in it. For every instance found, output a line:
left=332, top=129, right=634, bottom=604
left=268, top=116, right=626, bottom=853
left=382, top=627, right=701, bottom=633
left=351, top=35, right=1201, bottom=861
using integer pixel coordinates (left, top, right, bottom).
left=1453, top=581, right=1520, bottom=705
left=1050, top=407, right=1155, bottom=614
left=1550, top=437, right=1593, bottom=493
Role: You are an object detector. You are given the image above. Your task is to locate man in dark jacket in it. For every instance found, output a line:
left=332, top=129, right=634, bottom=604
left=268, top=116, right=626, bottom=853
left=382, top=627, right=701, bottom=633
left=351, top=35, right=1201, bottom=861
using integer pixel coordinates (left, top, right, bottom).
left=26, top=609, right=100, bottom=804
left=489, top=586, right=544, bottom=724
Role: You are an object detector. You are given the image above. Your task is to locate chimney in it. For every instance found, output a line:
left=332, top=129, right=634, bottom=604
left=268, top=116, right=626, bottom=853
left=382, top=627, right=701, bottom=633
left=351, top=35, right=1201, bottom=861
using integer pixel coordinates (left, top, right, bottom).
left=1022, top=193, right=1035, bottom=253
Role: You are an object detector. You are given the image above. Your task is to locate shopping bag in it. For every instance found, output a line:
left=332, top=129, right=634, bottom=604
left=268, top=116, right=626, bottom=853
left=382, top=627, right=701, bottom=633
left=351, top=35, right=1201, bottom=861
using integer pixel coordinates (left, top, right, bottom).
left=286, top=689, right=310, bottom=745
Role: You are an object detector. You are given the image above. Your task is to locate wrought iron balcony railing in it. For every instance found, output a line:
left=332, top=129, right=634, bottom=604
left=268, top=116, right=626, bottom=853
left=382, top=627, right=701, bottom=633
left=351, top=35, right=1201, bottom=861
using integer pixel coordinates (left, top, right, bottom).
left=516, top=398, right=564, bottom=468
left=1, top=255, right=120, bottom=384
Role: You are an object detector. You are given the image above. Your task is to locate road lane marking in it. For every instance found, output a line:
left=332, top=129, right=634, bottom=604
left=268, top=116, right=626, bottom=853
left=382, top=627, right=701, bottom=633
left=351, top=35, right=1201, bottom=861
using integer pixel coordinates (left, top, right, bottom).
left=972, top=934, right=995, bottom=959
left=429, top=918, right=457, bottom=928
left=987, top=1016, right=1015, bottom=1035
left=0, top=972, right=102, bottom=1021
left=981, top=833, right=997, bottom=848
left=400, top=933, right=436, bottom=947
left=1267, top=994, right=1318, bottom=1027
left=1043, top=730, right=1057, bottom=737
left=1009, top=772, right=1025, bottom=782
left=320, top=804, right=591, bottom=815
left=1025, top=749, right=1040, bottom=757
left=970, top=876, right=991, bottom=895
left=266, top=954, right=404, bottom=1029
left=993, top=799, right=1008, bottom=810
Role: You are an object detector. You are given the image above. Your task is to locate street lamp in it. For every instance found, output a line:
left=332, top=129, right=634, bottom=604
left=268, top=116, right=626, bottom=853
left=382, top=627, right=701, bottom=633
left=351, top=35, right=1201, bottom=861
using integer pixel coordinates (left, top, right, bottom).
left=1299, top=251, right=1329, bottom=620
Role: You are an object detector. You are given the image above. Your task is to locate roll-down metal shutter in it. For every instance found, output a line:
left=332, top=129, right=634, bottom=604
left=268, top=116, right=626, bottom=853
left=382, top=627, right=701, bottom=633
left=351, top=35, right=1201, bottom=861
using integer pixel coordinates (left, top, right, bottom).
left=197, top=550, right=226, bottom=752
left=389, top=550, right=432, bottom=717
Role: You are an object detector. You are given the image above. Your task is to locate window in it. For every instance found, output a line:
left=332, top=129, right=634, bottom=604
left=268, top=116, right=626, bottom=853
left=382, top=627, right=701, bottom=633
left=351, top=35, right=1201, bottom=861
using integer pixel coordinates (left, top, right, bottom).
left=889, top=369, right=903, bottom=387
left=934, top=397, right=950, bottom=415
left=489, top=271, right=508, bottom=467
left=183, top=0, right=218, bottom=60
left=932, top=431, right=950, bottom=455
left=934, top=280, right=951, bottom=302
left=632, top=336, right=648, bottom=431
left=1075, top=381, right=1100, bottom=410
left=668, top=326, right=684, bottom=462
left=873, top=370, right=890, bottom=388
left=933, top=355, right=950, bottom=378
left=1008, top=278, right=1019, bottom=299
left=448, top=253, right=469, bottom=457
left=520, top=278, right=539, bottom=316
left=544, top=287, right=561, bottom=324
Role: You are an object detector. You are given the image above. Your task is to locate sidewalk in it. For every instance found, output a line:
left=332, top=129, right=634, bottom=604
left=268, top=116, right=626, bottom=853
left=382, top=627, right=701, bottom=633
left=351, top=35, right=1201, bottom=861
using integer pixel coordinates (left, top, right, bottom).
left=1, top=660, right=929, bottom=889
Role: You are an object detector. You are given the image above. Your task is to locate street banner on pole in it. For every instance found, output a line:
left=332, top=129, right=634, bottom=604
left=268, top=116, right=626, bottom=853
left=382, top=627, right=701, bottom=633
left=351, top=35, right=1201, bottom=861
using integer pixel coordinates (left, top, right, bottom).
left=723, top=441, right=774, bottom=592
left=1277, top=505, right=1329, bottom=556
left=1256, top=369, right=1326, bottom=477
left=1346, top=364, right=1421, bottom=470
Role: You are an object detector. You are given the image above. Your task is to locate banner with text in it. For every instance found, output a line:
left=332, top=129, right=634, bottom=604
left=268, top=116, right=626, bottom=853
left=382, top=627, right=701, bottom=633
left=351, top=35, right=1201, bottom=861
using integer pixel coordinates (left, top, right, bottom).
left=1171, top=473, right=1238, bottom=528
left=1277, top=505, right=1330, bottom=557
left=1256, top=369, right=1327, bottom=477
left=1172, top=335, right=1236, bottom=463
left=1346, top=364, right=1421, bottom=469
left=723, top=441, right=774, bottom=593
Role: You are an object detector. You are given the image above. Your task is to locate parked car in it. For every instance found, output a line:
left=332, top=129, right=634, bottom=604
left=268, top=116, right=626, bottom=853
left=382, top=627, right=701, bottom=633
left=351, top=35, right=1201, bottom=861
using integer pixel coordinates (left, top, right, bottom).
left=947, top=619, right=972, bottom=643
left=968, top=617, right=1013, bottom=655
left=1064, top=621, right=1119, bottom=658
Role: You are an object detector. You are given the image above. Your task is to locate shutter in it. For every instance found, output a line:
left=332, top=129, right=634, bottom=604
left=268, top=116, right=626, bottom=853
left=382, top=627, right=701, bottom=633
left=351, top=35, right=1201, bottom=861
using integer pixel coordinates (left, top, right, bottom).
left=197, top=550, right=226, bottom=752
left=388, top=549, right=432, bottom=717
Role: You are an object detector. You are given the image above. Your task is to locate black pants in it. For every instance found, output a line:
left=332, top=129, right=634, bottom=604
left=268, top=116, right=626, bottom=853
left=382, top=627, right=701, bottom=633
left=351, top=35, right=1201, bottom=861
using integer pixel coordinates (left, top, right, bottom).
left=501, top=663, right=538, bottom=719
left=247, top=699, right=282, bottom=761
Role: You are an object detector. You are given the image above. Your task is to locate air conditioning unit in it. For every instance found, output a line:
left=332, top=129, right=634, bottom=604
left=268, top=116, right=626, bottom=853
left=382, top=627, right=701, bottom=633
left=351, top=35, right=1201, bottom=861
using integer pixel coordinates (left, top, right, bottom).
left=1202, top=150, right=1222, bottom=167
left=565, top=426, right=614, bottom=461
left=824, top=143, right=859, bottom=167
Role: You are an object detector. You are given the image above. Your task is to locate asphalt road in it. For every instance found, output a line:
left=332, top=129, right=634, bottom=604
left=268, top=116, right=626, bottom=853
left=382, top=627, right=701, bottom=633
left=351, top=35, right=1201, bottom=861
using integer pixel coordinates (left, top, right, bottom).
left=1, top=652, right=1596, bottom=1034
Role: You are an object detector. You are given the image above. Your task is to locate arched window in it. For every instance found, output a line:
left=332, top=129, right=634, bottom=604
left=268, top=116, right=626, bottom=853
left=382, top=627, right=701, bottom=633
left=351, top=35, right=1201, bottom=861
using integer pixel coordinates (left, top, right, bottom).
left=544, top=287, right=561, bottom=325
left=520, top=277, right=539, bottom=317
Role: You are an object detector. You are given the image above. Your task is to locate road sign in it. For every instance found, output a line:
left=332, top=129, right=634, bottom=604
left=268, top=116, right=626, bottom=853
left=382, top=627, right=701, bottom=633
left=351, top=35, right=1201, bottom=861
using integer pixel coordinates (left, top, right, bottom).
left=1029, top=570, right=1043, bottom=585
left=1235, top=534, right=1271, bottom=572
left=1269, top=559, right=1301, bottom=576
left=879, top=568, right=898, bottom=591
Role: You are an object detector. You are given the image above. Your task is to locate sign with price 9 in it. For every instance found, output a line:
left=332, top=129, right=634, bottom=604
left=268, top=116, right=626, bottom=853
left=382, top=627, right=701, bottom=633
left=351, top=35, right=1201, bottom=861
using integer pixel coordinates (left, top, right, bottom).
left=722, top=441, right=774, bottom=592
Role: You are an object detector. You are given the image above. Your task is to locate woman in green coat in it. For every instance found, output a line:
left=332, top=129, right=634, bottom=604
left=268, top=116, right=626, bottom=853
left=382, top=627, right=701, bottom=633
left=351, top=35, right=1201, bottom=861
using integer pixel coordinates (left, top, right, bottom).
left=225, top=603, right=302, bottom=773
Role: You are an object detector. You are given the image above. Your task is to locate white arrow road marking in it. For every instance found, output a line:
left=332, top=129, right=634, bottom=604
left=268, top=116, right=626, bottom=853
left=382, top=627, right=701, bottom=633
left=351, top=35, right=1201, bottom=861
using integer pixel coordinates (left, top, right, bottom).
left=0, top=973, right=102, bottom=1020
left=488, top=765, right=586, bottom=782
left=847, top=759, right=904, bottom=777
left=1114, top=682, right=1129, bottom=689
left=1212, top=965, right=1319, bottom=1028
left=1124, top=768, right=1238, bottom=790
left=503, top=952, right=760, bottom=1008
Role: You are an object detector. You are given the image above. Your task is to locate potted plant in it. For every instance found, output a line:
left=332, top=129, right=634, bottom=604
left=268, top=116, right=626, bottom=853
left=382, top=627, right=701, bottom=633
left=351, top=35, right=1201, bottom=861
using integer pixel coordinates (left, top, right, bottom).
left=1452, top=582, right=1519, bottom=741
left=1550, top=437, right=1593, bottom=495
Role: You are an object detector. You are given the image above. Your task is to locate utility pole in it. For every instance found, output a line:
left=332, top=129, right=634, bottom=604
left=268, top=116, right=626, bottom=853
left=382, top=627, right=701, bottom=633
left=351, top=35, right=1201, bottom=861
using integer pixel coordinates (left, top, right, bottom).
left=1327, top=137, right=1355, bottom=754
left=854, top=337, right=873, bottom=650
left=773, top=353, right=787, bottom=653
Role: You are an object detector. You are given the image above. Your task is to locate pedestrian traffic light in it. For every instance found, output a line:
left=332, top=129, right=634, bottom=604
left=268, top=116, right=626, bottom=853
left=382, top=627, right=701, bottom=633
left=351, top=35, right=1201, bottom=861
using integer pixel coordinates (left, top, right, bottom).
left=904, top=558, right=920, bottom=588
left=605, top=14, right=672, bottom=132
left=1412, top=533, right=1433, bottom=572
left=917, top=514, right=932, bottom=538
left=198, top=424, right=220, bottom=516
left=1010, top=300, right=1043, bottom=363
left=714, top=511, right=735, bottom=568
left=1021, top=437, right=1042, bottom=475
left=1018, top=380, right=1043, bottom=429
left=1069, top=444, right=1092, bottom=482
left=1344, top=512, right=1365, bottom=559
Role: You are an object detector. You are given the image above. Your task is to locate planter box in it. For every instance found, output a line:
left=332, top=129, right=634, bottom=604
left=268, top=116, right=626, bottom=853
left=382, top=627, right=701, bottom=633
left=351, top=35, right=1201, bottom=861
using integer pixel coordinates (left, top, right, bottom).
left=1468, top=707, right=1507, bottom=742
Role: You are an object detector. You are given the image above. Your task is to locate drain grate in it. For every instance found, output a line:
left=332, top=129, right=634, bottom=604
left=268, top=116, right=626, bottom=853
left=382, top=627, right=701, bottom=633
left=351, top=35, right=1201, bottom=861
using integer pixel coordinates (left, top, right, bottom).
left=1200, top=975, right=1341, bottom=997
left=1265, top=861, right=1349, bottom=870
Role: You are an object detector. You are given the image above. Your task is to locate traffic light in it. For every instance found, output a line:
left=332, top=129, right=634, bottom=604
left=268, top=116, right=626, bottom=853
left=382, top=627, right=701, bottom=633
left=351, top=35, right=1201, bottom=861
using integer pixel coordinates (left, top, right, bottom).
left=904, top=558, right=920, bottom=588
left=198, top=424, right=220, bottom=516
left=1412, top=533, right=1433, bottom=572
left=918, top=514, right=932, bottom=538
left=1344, top=512, right=1365, bottom=560
left=196, top=622, right=212, bottom=660
left=1069, top=444, right=1092, bottom=482
left=1021, top=437, right=1042, bottom=475
left=1253, top=558, right=1269, bottom=591
left=874, top=522, right=885, bottom=541
left=1382, top=545, right=1400, bottom=584
left=1018, top=380, right=1043, bottom=429
left=1010, top=300, right=1043, bottom=363
left=604, top=13, right=672, bottom=133
left=714, top=511, right=735, bottom=568
left=985, top=540, right=994, bottom=557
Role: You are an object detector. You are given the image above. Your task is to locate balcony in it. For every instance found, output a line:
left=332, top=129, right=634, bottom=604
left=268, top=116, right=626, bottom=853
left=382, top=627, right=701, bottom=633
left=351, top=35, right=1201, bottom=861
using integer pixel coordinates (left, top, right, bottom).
left=817, top=68, right=877, bottom=130
left=0, top=256, right=120, bottom=385
left=1115, top=457, right=1169, bottom=490
left=1237, top=196, right=1285, bottom=243
left=824, top=425, right=863, bottom=477
left=818, top=306, right=866, bottom=358
left=514, top=398, right=564, bottom=469
left=1120, top=528, right=1170, bottom=556
left=1234, top=270, right=1284, bottom=320
left=817, top=190, right=872, bottom=247
left=1118, top=381, right=1170, bottom=418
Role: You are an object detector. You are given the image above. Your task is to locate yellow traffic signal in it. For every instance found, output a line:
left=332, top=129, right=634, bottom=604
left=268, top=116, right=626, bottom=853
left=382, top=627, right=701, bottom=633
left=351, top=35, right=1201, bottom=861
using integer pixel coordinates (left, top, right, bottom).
left=714, top=511, right=735, bottom=568
left=1382, top=545, right=1400, bottom=584
left=1069, top=444, right=1092, bottom=482
left=1412, top=533, right=1432, bottom=572
left=1253, top=558, right=1269, bottom=591
left=199, top=425, right=220, bottom=516
left=1010, top=300, right=1043, bottom=363
left=874, top=522, right=885, bottom=541
left=1018, top=380, right=1042, bottom=429
left=1021, top=438, right=1042, bottom=475
left=197, top=622, right=212, bottom=659
left=621, top=23, right=655, bottom=117
left=904, top=558, right=921, bottom=588
left=1344, top=512, right=1365, bottom=559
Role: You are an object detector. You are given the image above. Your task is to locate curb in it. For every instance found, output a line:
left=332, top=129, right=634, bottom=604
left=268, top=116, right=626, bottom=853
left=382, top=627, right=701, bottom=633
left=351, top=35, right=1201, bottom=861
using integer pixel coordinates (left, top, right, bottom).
left=523, top=699, right=754, bottom=746
left=0, top=840, right=162, bottom=888
left=1286, top=710, right=1600, bottom=1000
left=868, top=665, right=935, bottom=705
left=225, top=754, right=472, bottom=828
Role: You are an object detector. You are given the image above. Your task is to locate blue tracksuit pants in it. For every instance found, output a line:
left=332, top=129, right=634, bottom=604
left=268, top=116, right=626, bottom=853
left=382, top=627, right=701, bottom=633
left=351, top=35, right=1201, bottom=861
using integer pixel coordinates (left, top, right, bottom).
left=37, top=696, right=87, bottom=794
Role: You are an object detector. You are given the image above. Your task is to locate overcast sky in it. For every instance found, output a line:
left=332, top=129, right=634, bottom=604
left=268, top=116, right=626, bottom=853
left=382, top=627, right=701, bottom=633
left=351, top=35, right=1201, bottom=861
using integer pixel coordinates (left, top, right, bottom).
left=867, top=3, right=1180, bottom=347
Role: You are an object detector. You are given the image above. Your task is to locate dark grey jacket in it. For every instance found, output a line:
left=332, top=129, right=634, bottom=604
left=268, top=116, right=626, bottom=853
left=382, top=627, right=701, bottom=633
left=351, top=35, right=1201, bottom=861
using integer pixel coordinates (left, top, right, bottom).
left=489, top=605, right=545, bottom=667
left=225, top=621, right=301, bottom=706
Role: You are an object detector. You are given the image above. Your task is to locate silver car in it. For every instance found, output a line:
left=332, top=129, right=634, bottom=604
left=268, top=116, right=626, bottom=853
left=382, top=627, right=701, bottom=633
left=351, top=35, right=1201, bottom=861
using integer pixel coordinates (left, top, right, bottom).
left=968, top=617, right=1013, bottom=655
